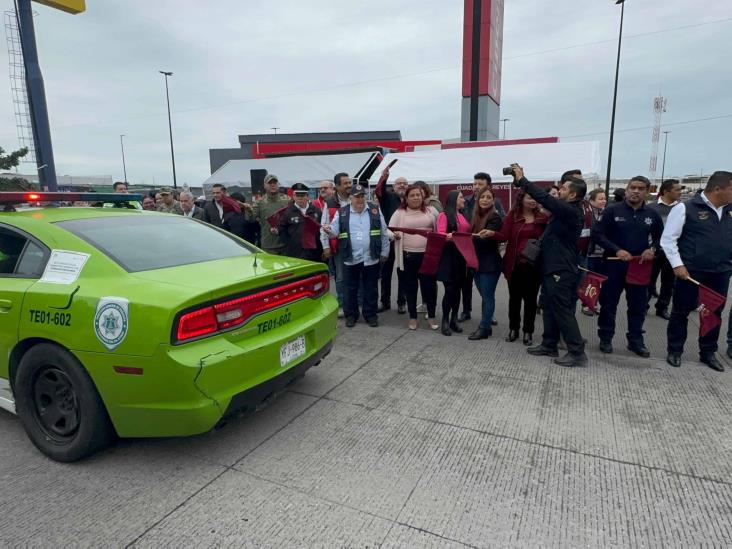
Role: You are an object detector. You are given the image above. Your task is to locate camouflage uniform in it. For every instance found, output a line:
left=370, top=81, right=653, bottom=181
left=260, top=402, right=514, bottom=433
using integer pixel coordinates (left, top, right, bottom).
left=247, top=193, right=291, bottom=254
left=157, top=200, right=184, bottom=215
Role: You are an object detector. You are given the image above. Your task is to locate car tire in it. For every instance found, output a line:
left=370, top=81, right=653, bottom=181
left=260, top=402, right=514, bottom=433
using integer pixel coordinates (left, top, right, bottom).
left=14, top=343, right=116, bottom=462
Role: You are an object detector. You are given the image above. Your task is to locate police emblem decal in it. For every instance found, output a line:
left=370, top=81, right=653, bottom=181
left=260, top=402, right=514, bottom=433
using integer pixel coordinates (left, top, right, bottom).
left=94, top=297, right=129, bottom=350
left=699, top=211, right=710, bottom=221
left=644, top=217, right=653, bottom=225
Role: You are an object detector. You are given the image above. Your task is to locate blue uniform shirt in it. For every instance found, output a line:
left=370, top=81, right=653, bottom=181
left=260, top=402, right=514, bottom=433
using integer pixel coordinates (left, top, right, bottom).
left=592, top=200, right=663, bottom=257
left=328, top=205, right=390, bottom=266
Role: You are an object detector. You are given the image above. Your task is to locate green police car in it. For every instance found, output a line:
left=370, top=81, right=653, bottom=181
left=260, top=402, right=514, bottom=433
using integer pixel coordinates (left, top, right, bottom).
left=0, top=192, right=337, bottom=462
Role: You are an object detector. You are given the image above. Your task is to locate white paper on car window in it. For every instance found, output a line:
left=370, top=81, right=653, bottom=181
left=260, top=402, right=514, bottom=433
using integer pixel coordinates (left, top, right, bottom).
left=40, top=250, right=90, bottom=284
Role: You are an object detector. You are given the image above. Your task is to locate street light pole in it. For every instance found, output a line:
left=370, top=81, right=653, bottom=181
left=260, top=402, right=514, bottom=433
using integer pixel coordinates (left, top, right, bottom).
left=119, top=134, right=127, bottom=183
left=500, top=118, right=510, bottom=140
left=660, top=130, right=670, bottom=183
left=159, top=71, right=177, bottom=189
left=604, top=0, right=626, bottom=196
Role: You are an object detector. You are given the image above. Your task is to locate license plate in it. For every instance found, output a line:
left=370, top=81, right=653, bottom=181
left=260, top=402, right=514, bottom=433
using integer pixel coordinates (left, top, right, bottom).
left=280, top=336, right=306, bottom=367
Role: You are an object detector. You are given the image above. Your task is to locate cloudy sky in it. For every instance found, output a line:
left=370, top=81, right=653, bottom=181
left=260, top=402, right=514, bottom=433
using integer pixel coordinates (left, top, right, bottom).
left=0, top=0, right=729, bottom=186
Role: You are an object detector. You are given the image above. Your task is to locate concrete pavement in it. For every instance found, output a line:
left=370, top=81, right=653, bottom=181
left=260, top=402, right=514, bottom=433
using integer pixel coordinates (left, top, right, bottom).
left=1, top=282, right=732, bottom=547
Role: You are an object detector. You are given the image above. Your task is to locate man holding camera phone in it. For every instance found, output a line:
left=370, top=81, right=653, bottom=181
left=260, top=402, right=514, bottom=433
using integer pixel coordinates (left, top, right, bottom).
left=510, top=164, right=589, bottom=367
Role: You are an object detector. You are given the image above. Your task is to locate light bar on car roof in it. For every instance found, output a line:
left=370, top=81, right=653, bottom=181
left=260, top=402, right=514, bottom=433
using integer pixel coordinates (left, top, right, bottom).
left=0, top=192, right=144, bottom=204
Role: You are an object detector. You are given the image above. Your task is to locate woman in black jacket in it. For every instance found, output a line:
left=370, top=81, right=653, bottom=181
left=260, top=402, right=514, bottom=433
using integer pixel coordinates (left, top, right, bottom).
left=468, top=188, right=504, bottom=340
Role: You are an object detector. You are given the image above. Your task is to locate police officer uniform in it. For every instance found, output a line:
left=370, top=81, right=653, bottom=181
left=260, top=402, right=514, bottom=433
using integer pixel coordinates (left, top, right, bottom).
left=278, top=183, right=323, bottom=262
left=661, top=187, right=732, bottom=370
left=592, top=199, right=663, bottom=356
left=326, top=184, right=390, bottom=327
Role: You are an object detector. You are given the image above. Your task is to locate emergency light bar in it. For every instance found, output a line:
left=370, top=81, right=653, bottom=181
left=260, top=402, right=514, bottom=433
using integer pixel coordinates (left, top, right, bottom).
left=0, top=192, right=143, bottom=205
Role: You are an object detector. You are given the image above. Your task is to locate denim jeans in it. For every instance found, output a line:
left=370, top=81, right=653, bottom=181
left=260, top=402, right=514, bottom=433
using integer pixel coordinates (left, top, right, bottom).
left=474, top=271, right=501, bottom=330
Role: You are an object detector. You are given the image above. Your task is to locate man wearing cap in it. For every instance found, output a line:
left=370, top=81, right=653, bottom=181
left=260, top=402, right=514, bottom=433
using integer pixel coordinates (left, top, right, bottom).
left=278, top=183, right=324, bottom=262
left=323, top=184, right=390, bottom=327
left=156, top=187, right=184, bottom=215
left=242, top=174, right=290, bottom=254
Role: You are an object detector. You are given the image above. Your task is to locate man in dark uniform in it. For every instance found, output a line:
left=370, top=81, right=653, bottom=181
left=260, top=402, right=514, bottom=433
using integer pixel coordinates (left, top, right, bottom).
left=661, top=171, right=732, bottom=371
left=592, top=176, right=663, bottom=357
left=511, top=164, right=589, bottom=367
left=278, top=183, right=323, bottom=262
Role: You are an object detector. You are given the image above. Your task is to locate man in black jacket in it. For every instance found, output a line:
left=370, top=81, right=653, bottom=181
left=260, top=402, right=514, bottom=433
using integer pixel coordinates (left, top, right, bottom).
left=374, top=166, right=407, bottom=313
left=592, top=176, right=663, bottom=357
left=511, top=164, right=588, bottom=367
left=278, top=183, right=323, bottom=262
left=203, top=183, right=227, bottom=228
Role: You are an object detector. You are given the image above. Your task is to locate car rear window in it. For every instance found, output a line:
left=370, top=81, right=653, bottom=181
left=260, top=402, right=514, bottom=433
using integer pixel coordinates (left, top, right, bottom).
left=56, top=215, right=254, bottom=272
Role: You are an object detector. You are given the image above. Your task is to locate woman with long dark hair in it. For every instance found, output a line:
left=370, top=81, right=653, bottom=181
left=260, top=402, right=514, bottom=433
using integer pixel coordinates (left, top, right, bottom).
left=436, top=190, right=470, bottom=336
left=390, top=185, right=439, bottom=330
left=468, top=188, right=504, bottom=340
left=485, top=189, right=548, bottom=345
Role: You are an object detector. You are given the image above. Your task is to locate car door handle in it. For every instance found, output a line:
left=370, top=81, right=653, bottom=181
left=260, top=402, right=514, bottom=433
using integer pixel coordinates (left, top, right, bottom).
left=0, top=299, right=12, bottom=311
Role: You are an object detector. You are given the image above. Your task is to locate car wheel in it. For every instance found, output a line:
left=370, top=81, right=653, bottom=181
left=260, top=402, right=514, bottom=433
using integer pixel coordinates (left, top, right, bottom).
left=14, top=343, right=116, bottom=462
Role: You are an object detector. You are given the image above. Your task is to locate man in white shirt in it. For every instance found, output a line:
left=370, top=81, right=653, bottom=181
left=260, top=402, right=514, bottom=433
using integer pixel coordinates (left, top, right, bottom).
left=323, top=184, right=389, bottom=328
left=661, top=171, right=732, bottom=370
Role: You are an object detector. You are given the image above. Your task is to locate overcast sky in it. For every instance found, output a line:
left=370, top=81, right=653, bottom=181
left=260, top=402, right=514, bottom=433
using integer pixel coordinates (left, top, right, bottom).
left=0, top=0, right=729, bottom=186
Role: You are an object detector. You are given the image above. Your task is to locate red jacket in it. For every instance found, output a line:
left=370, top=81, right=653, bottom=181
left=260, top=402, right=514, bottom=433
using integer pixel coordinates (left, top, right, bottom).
left=492, top=211, right=548, bottom=280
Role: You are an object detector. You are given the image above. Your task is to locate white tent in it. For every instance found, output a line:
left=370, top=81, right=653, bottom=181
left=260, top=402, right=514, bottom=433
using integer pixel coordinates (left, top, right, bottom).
left=369, top=141, right=602, bottom=185
left=203, top=152, right=379, bottom=189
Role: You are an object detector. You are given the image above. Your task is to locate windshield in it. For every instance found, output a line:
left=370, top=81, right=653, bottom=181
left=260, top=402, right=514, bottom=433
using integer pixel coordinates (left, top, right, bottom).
left=57, top=214, right=254, bottom=272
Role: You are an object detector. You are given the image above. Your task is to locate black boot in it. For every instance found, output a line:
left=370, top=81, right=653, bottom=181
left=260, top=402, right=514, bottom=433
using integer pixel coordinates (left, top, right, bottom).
left=523, top=333, right=533, bottom=346
left=441, top=318, right=452, bottom=336
left=506, top=329, right=519, bottom=342
left=469, top=326, right=491, bottom=340
left=450, top=314, right=463, bottom=333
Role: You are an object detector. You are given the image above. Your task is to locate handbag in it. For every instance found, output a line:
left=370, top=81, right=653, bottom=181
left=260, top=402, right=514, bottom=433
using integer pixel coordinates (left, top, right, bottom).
left=519, top=234, right=544, bottom=266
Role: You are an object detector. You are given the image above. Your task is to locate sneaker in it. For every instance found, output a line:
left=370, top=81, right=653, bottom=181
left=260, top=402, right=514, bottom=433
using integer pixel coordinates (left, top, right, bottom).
left=337, top=308, right=344, bottom=319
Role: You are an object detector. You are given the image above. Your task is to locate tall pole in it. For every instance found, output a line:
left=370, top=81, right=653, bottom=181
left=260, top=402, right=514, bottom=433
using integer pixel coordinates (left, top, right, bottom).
left=16, top=0, right=58, bottom=191
left=159, top=71, right=177, bottom=189
left=660, top=131, right=670, bottom=183
left=120, top=134, right=127, bottom=183
left=500, top=118, right=510, bottom=140
left=604, top=0, right=626, bottom=196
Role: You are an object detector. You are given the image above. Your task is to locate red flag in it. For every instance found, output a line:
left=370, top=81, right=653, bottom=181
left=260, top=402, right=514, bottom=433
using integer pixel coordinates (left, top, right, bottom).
left=452, top=232, right=479, bottom=270
left=698, top=284, right=727, bottom=337
left=221, top=195, right=241, bottom=214
left=419, top=232, right=447, bottom=275
left=302, top=214, right=321, bottom=250
left=267, top=205, right=289, bottom=228
left=577, top=270, right=608, bottom=312
left=625, top=257, right=653, bottom=285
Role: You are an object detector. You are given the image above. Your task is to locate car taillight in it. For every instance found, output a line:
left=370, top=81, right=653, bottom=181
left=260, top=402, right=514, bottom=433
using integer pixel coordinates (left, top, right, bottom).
left=175, top=272, right=330, bottom=343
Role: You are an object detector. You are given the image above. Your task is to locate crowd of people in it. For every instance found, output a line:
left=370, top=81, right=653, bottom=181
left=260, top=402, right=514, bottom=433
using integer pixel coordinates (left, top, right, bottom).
left=114, top=165, right=732, bottom=372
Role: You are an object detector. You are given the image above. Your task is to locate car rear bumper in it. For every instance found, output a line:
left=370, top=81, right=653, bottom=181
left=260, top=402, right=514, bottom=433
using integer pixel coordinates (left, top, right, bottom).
left=220, top=339, right=332, bottom=420
left=75, top=295, right=338, bottom=438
